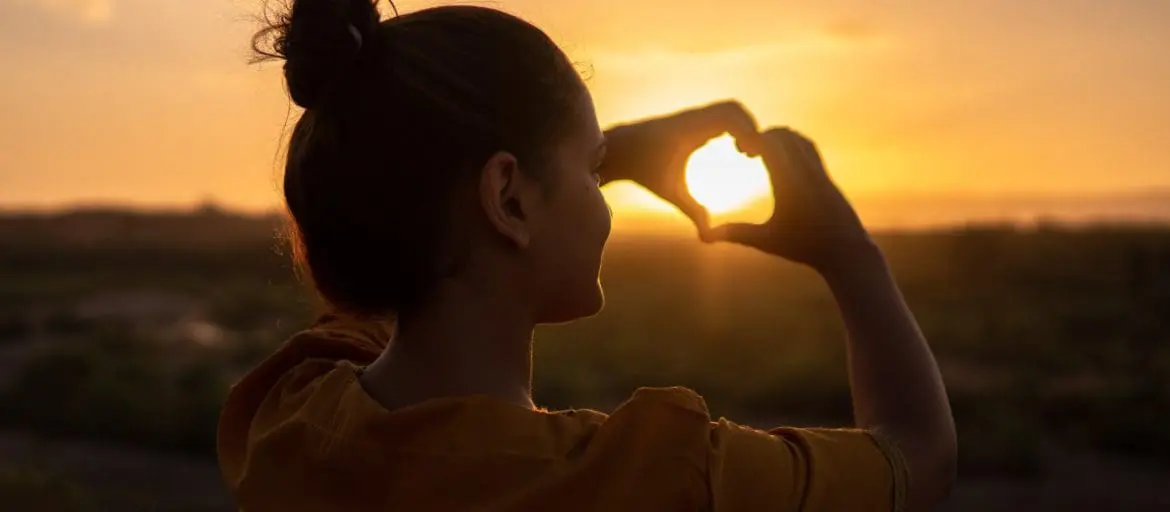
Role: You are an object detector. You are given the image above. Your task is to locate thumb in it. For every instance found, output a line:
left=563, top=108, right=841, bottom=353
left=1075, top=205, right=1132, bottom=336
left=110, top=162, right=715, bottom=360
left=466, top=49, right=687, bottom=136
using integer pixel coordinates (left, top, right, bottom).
left=670, top=193, right=711, bottom=238
left=704, top=222, right=765, bottom=246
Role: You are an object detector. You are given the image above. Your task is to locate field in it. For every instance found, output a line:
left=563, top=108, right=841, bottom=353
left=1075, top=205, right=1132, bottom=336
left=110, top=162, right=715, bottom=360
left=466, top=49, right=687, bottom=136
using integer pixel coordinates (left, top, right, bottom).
left=0, top=208, right=1168, bottom=510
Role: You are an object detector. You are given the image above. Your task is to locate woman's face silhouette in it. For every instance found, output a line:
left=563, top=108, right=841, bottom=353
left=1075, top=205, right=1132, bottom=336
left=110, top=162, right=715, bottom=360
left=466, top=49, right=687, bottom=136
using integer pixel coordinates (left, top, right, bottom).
left=525, top=89, right=612, bottom=324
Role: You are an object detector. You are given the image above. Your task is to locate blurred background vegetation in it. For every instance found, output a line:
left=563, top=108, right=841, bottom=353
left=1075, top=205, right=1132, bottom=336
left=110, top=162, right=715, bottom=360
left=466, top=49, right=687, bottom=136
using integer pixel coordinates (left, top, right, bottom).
left=0, top=208, right=1168, bottom=510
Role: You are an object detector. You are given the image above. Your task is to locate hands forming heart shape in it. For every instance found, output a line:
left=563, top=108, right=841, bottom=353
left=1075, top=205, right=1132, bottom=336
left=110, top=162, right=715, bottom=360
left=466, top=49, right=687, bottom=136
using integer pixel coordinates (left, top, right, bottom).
left=603, top=101, right=872, bottom=271
left=601, top=101, right=763, bottom=237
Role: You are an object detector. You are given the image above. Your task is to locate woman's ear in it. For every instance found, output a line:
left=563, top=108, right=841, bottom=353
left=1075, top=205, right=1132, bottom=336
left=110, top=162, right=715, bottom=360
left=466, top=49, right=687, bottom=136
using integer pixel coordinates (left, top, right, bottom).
left=479, top=151, right=538, bottom=248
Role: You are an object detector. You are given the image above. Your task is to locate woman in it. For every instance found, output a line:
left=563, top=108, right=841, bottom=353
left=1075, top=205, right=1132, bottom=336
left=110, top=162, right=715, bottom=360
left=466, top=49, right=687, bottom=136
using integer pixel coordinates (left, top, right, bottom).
left=217, top=1, right=957, bottom=510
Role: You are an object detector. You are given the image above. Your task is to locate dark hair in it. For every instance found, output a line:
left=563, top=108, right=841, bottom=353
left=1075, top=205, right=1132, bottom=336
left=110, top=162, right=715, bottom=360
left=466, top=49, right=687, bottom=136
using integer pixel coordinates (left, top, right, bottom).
left=253, top=1, right=585, bottom=316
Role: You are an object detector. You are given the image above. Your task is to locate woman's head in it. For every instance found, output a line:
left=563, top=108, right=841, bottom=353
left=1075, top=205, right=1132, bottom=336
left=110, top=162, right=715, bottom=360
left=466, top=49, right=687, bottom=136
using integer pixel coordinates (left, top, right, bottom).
left=256, top=0, right=611, bottom=323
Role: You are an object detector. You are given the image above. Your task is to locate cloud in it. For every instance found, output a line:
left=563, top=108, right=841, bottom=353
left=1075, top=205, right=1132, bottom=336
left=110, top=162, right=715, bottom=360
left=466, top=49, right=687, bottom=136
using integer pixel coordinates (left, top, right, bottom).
left=588, top=33, right=889, bottom=74
left=16, top=0, right=113, bottom=23
left=821, top=19, right=880, bottom=42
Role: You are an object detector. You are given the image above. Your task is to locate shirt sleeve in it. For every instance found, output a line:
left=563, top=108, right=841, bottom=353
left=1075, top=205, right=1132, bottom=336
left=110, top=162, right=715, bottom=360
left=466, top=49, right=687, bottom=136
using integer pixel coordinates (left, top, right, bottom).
left=706, top=419, right=909, bottom=512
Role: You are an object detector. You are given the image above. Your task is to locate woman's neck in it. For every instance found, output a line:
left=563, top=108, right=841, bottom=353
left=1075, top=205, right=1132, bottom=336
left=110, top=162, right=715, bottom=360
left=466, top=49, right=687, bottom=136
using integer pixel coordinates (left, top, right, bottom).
left=359, top=284, right=537, bottom=411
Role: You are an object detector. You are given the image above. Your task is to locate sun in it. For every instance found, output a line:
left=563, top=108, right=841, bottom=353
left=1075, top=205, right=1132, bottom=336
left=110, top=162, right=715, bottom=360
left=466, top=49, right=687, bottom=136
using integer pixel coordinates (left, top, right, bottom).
left=685, top=135, right=772, bottom=216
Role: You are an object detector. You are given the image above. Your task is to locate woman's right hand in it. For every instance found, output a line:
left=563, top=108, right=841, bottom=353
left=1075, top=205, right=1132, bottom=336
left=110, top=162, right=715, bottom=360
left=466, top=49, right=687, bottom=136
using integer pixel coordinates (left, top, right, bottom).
left=714, top=129, right=959, bottom=511
left=706, top=127, right=875, bottom=272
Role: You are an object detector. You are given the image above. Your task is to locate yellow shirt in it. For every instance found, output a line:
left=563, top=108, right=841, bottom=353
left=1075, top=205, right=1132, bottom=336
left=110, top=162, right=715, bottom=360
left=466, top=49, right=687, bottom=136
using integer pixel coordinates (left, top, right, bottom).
left=217, top=316, right=908, bottom=511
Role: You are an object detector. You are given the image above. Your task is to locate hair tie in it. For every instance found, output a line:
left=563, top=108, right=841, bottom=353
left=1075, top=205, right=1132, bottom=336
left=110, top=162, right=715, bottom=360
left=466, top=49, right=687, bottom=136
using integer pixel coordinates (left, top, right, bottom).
left=347, top=24, right=363, bottom=52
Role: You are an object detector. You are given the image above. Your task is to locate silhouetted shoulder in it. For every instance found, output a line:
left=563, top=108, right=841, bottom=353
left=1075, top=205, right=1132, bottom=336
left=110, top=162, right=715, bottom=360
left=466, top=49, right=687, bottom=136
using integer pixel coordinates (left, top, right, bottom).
left=622, top=386, right=712, bottom=416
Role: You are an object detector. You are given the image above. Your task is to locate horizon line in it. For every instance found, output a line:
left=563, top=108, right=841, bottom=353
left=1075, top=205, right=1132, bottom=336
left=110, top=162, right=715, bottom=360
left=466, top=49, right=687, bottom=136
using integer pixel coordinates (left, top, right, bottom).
left=4, top=185, right=1170, bottom=217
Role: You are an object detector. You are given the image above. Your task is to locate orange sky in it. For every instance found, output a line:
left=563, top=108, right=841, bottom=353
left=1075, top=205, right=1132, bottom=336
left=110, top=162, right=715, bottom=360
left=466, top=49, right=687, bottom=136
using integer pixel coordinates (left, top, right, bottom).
left=2, top=0, right=1169, bottom=223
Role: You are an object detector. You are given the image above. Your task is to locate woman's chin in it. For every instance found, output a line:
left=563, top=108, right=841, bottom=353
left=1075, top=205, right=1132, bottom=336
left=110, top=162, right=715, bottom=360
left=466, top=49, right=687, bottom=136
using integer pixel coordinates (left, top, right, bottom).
left=536, top=283, right=604, bottom=325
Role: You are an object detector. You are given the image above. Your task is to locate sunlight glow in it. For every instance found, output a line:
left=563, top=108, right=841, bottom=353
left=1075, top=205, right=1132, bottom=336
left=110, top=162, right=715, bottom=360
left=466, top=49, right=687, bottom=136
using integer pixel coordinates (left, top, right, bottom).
left=685, top=135, right=772, bottom=215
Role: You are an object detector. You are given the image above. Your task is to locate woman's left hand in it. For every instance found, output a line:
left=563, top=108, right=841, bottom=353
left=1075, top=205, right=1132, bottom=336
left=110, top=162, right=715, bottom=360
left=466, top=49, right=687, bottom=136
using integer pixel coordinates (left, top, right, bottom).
left=601, top=101, right=762, bottom=236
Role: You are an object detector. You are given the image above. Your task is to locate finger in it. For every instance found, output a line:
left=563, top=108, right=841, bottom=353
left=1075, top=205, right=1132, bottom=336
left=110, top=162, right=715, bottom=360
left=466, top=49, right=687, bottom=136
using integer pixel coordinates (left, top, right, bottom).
left=670, top=192, right=712, bottom=237
left=785, top=128, right=830, bottom=179
left=705, top=222, right=765, bottom=247
left=674, top=100, right=762, bottom=155
left=758, top=127, right=823, bottom=185
left=759, top=128, right=809, bottom=191
left=708, top=101, right=763, bottom=156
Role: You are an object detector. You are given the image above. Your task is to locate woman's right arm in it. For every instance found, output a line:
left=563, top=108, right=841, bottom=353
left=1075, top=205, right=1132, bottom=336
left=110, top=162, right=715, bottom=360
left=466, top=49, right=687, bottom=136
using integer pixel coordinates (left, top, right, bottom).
left=819, top=241, right=957, bottom=510
left=708, top=128, right=957, bottom=511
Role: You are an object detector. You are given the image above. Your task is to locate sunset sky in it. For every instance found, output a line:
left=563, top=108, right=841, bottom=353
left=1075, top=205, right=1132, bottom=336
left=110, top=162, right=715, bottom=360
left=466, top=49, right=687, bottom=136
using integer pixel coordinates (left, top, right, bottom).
left=2, top=0, right=1168, bottom=225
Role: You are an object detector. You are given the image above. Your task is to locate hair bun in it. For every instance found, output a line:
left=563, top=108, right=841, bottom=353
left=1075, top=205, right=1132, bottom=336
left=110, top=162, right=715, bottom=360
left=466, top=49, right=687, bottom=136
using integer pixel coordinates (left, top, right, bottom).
left=254, top=0, right=382, bottom=109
